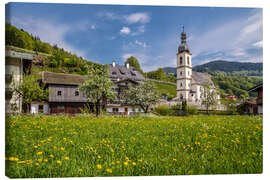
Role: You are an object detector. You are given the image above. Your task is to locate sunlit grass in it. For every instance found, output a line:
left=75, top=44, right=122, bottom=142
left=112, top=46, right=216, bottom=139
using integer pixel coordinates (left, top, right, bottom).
left=5, top=114, right=262, bottom=178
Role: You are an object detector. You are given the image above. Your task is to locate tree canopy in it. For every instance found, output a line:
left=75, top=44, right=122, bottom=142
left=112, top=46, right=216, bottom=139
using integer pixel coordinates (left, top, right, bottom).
left=79, top=65, right=116, bottom=116
left=121, top=81, right=160, bottom=113
left=125, top=56, right=143, bottom=74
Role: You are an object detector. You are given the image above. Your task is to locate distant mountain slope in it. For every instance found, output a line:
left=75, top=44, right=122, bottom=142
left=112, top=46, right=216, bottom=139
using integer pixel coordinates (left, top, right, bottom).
left=193, top=60, right=262, bottom=72
left=163, top=60, right=263, bottom=76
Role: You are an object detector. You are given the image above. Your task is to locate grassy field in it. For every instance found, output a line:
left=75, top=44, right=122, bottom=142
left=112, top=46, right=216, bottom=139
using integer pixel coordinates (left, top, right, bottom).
left=5, top=115, right=262, bottom=178
left=152, top=81, right=177, bottom=98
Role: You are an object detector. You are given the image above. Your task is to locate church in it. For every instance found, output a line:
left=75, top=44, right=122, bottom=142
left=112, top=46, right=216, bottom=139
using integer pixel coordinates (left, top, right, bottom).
left=176, top=27, right=221, bottom=107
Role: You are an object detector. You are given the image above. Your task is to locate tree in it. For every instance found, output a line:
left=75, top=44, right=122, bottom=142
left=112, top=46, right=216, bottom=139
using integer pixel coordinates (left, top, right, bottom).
left=16, top=74, right=48, bottom=113
left=125, top=56, right=143, bottom=74
left=79, top=65, right=116, bottom=116
left=200, top=81, right=218, bottom=115
left=121, top=81, right=160, bottom=113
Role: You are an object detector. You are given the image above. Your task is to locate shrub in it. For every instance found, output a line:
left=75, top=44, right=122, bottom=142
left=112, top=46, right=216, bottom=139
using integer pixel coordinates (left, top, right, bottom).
left=187, top=105, right=198, bottom=115
left=154, top=104, right=172, bottom=116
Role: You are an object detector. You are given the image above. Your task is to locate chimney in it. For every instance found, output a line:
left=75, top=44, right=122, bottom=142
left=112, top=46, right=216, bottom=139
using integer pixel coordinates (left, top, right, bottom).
left=126, top=63, right=129, bottom=69
left=112, top=61, right=116, bottom=67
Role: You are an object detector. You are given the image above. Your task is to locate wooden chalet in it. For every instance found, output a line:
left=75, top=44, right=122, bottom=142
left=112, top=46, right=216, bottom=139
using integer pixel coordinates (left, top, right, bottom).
left=37, top=62, right=145, bottom=115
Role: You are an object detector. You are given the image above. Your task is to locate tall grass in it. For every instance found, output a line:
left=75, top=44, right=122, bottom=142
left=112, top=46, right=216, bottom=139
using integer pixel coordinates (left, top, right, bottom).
left=5, top=114, right=262, bottom=177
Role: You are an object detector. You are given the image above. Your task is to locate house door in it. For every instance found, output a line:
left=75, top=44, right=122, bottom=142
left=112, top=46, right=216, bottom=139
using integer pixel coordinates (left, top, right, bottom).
left=125, top=107, right=128, bottom=115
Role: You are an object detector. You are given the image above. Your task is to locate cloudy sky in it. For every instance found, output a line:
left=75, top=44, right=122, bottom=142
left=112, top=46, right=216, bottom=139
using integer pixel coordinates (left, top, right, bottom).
left=6, top=3, right=262, bottom=72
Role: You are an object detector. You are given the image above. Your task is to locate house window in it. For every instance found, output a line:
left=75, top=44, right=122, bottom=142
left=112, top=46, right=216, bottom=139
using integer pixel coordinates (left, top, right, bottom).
left=112, top=108, right=119, bottom=112
left=187, top=57, right=190, bottom=65
left=57, top=105, right=64, bottom=109
left=38, top=105, right=43, bottom=113
left=75, top=90, right=79, bottom=96
left=57, top=91, right=62, bottom=96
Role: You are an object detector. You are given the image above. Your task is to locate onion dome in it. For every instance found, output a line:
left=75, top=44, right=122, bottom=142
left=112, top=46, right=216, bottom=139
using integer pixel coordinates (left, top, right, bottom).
left=178, top=26, right=190, bottom=53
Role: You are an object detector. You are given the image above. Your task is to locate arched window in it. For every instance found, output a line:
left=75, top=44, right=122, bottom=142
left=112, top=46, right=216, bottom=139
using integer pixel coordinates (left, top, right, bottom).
left=187, top=56, right=190, bottom=65
left=180, top=57, right=183, bottom=64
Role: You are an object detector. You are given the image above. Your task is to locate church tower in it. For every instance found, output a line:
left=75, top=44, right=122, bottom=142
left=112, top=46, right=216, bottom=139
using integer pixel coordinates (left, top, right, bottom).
left=176, top=26, right=192, bottom=101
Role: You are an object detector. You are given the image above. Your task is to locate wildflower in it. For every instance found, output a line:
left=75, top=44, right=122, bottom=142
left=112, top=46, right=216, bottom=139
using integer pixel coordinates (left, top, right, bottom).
left=138, top=159, right=142, bottom=162
left=116, top=161, right=120, bottom=164
left=9, top=157, right=15, bottom=161
left=111, top=162, right=115, bottom=165
left=50, top=154, right=54, bottom=158
left=132, top=162, right=136, bottom=166
left=173, top=158, right=177, bottom=162
left=57, top=160, right=62, bottom=164
left=26, top=160, right=32, bottom=164
left=35, top=162, right=39, bottom=166
left=14, top=157, right=19, bottom=161
left=252, top=152, right=256, bottom=156
left=44, top=159, right=48, bottom=162
left=106, top=168, right=112, bottom=173
left=242, top=162, right=246, bottom=166
left=17, top=161, right=25, bottom=164
left=97, top=164, right=102, bottom=169
left=34, top=145, right=38, bottom=149
left=63, top=138, right=67, bottom=141
left=38, top=158, right=42, bottom=162
left=125, top=157, right=129, bottom=160
left=124, top=161, right=128, bottom=166
left=64, top=157, right=69, bottom=160
left=37, top=152, right=43, bottom=155
left=60, top=147, right=65, bottom=151
left=97, top=155, right=101, bottom=159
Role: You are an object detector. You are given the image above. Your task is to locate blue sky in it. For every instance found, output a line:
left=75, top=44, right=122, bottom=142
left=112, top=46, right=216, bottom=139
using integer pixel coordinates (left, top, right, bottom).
left=6, top=3, right=262, bottom=72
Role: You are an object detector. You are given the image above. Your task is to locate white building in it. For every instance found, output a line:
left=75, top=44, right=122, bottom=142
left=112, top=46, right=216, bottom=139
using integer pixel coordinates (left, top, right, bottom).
left=176, top=27, right=222, bottom=109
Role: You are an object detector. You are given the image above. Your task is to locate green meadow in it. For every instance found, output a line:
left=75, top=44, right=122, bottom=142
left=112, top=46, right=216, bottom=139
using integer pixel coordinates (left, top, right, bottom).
left=5, top=115, right=262, bottom=178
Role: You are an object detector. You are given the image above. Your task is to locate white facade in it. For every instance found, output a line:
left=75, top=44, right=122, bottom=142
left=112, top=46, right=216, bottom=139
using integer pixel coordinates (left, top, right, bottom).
left=31, top=103, right=49, bottom=114
left=107, top=106, right=142, bottom=115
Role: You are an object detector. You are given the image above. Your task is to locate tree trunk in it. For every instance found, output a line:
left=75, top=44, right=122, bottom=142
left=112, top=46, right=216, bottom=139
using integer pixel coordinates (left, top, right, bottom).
left=95, top=103, right=99, bottom=117
left=144, top=106, right=149, bottom=113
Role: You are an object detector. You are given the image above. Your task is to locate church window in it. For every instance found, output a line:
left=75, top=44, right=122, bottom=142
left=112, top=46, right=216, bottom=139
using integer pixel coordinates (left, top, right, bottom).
left=187, top=56, right=190, bottom=65
left=180, top=83, right=182, bottom=87
left=180, top=71, right=182, bottom=76
left=180, top=57, right=183, bottom=64
left=180, top=94, right=183, bottom=100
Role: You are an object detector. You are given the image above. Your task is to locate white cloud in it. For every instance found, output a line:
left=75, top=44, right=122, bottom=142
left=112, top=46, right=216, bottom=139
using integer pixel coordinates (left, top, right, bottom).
left=120, top=27, right=131, bottom=35
left=10, top=16, right=88, bottom=59
left=253, top=40, right=263, bottom=48
left=125, top=13, right=150, bottom=24
left=135, top=40, right=148, bottom=48
left=90, top=25, right=96, bottom=30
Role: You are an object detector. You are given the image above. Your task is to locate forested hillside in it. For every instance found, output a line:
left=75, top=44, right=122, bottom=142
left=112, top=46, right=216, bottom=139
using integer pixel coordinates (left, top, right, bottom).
left=6, top=24, right=101, bottom=75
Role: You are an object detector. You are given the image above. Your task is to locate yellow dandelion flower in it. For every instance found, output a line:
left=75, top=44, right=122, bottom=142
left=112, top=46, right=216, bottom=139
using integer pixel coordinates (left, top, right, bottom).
left=124, top=161, right=128, bottom=166
left=60, top=147, right=65, bottom=151
left=35, top=162, right=39, bottom=166
left=97, top=155, right=101, bottom=159
left=106, top=168, right=112, bottom=173
left=63, top=138, right=67, bottom=141
left=252, top=152, right=256, bottom=156
left=125, top=157, right=129, bottom=160
left=26, top=160, right=32, bottom=164
left=112, top=162, right=115, bottom=165
left=34, top=146, right=38, bottom=149
left=17, top=161, right=25, bottom=164
left=64, top=157, right=69, bottom=160
left=14, top=157, right=19, bottom=161
left=57, top=160, right=62, bottom=164
left=242, top=162, right=246, bottom=166
left=138, top=159, right=142, bottom=162
left=132, top=162, right=136, bottom=166
left=38, top=158, right=42, bottom=162
left=173, top=158, right=177, bottom=162
left=97, top=164, right=102, bottom=169
left=50, top=154, right=54, bottom=158
left=116, top=161, right=120, bottom=164
left=44, top=159, right=48, bottom=162
left=37, top=152, right=43, bottom=155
